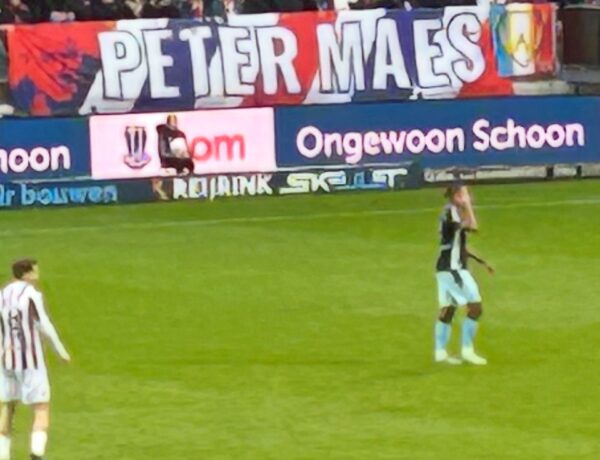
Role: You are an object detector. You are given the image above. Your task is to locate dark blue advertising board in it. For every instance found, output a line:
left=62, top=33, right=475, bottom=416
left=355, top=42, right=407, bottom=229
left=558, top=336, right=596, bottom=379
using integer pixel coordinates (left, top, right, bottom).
left=165, top=164, right=422, bottom=201
left=275, top=97, right=600, bottom=169
left=0, top=117, right=90, bottom=180
left=0, top=179, right=156, bottom=209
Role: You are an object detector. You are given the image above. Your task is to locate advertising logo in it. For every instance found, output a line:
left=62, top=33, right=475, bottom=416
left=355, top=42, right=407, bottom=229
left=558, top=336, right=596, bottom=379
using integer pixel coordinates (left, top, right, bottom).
left=0, top=118, right=90, bottom=180
left=124, top=126, right=151, bottom=169
left=0, top=146, right=71, bottom=175
left=90, top=108, right=276, bottom=179
left=171, top=174, right=274, bottom=201
left=279, top=167, right=413, bottom=195
left=294, top=120, right=585, bottom=165
left=276, top=98, right=600, bottom=169
left=0, top=183, right=117, bottom=208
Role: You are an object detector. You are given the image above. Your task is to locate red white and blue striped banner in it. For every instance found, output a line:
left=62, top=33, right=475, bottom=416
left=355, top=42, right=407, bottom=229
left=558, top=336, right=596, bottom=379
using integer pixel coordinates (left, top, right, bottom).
left=7, top=5, right=556, bottom=117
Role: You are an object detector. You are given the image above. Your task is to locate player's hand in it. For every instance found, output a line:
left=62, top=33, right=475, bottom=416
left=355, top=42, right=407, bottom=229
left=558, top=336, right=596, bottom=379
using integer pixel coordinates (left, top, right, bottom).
left=61, top=353, right=72, bottom=364
left=485, top=264, right=495, bottom=275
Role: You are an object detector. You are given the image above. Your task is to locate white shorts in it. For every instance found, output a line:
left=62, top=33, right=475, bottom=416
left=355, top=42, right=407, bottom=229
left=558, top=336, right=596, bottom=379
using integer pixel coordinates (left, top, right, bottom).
left=436, top=270, right=482, bottom=307
left=0, top=368, right=50, bottom=405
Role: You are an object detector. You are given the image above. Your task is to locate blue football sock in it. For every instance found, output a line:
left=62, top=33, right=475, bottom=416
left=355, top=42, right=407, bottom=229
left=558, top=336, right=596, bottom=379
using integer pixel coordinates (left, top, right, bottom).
left=462, top=317, right=478, bottom=349
left=435, top=321, right=451, bottom=351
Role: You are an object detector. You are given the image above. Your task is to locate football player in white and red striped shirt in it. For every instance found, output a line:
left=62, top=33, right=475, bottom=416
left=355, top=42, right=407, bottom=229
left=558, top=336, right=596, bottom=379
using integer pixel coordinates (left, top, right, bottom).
left=0, top=259, right=71, bottom=460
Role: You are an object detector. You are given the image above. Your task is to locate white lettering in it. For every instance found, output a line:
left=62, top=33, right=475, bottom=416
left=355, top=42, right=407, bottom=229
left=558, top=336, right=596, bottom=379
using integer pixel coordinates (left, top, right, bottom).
left=372, top=168, right=408, bottom=188
left=51, top=146, right=71, bottom=170
left=0, top=146, right=71, bottom=175
left=318, top=22, right=365, bottom=92
left=472, top=119, right=490, bottom=151
left=380, top=131, right=406, bottom=154
left=295, top=127, right=465, bottom=164
left=413, top=19, right=449, bottom=88
left=143, top=29, right=180, bottom=99
left=546, top=124, right=566, bottom=148
left=297, top=126, right=324, bottom=159
left=8, top=149, right=28, bottom=173
left=566, top=124, right=585, bottom=146
left=98, top=31, right=142, bottom=99
left=447, top=14, right=485, bottom=83
left=343, top=132, right=363, bottom=164
left=446, top=128, right=466, bottom=153
left=373, top=19, right=411, bottom=90
left=406, top=129, right=426, bottom=154
left=473, top=119, right=586, bottom=151
left=29, top=148, right=50, bottom=172
left=364, top=132, right=381, bottom=156
left=425, top=129, right=446, bottom=154
left=526, top=125, right=546, bottom=149
left=256, top=27, right=301, bottom=95
left=323, top=132, right=343, bottom=158
left=180, top=27, right=213, bottom=98
left=219, top=27, right=254, bottom=95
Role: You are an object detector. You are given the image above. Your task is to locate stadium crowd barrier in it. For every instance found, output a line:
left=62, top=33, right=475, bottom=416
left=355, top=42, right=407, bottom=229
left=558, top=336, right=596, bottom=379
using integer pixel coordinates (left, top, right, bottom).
left=2, top=94, right=600, bottom=209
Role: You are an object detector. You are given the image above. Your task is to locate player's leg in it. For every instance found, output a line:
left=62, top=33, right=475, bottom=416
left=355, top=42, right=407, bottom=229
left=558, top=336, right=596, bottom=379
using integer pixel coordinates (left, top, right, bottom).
left=435, top=306, right=459, bottom=362
left=22, top=369, right=51, bottom=460
left=434, top=272, right=463, bottom=364
left=0, top=369, right=20, bottom=460
left=459, top=271, right=487, bottom=365
left=30, top=403, right=50, bottom=460
left=0, top=402, right=16, bottom=460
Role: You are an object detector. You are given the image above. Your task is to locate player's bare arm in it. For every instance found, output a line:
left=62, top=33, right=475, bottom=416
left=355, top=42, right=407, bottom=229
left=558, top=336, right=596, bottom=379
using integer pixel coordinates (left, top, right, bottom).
left=458, top=186, right=479, bottom=232
left=34, top=297, right=71, bottom=364
left=467, top=248, right=495, bottom=275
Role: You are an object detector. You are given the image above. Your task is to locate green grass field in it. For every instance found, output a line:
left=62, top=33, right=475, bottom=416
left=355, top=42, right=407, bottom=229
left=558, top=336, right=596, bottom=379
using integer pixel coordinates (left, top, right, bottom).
left=1, top=180, right=599, bottom=459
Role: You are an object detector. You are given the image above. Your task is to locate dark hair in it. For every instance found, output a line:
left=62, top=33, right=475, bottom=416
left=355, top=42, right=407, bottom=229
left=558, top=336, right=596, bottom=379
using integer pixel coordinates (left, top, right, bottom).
left=444, top=183, right=464, bottom=199
left=12, top=259, right=37, bottom=280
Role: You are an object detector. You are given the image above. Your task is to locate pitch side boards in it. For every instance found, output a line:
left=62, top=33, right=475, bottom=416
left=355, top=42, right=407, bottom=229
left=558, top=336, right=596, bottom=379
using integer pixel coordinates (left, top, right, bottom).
left=0, top=118, right=90, bottom=181
left=0, top=179, right=156, bottom=209
left=88, top=108, right=276, bottom=179
left=275, top=97, right=600, bottom=169
left=2, top=96, right=600, bottom=210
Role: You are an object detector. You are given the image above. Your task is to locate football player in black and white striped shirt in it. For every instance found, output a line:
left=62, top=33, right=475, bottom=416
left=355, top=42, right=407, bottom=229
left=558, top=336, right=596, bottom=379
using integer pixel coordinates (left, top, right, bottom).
left=0, top=259, right=71, bottom=460
left=434, top=185, right=494, bottom=365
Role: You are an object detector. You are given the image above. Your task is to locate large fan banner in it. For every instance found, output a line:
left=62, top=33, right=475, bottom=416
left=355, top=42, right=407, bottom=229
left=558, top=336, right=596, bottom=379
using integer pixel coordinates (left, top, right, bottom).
left=8, top=5, right=555, bottom=117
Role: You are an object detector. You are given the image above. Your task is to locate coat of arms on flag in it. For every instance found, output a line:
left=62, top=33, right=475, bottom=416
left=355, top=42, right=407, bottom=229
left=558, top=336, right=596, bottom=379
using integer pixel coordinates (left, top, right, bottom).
left=491, top=3, right=557, bottom=78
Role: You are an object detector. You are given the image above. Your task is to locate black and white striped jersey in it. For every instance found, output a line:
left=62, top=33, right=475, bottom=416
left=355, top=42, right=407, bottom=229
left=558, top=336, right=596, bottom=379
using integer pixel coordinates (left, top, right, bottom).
left=0, top=281, right=68, bottom=371
left=436, top=204, right=468, bottom=272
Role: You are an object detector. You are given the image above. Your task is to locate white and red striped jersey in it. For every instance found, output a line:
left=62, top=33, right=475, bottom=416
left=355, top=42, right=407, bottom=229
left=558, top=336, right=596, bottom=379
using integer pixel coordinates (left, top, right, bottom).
left=0, top=280, right=69, bottom=371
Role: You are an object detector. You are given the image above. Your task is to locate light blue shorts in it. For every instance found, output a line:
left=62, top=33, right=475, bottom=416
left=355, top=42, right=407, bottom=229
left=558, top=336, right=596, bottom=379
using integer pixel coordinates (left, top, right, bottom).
left=436, top=270, right=482, bottom=307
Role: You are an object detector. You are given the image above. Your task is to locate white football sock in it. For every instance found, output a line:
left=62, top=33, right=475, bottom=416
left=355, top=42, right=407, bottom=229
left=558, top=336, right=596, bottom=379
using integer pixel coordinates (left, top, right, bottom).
left=30, top=431, right=47, bottom=457
left=0, top=434, right=11, bottom=460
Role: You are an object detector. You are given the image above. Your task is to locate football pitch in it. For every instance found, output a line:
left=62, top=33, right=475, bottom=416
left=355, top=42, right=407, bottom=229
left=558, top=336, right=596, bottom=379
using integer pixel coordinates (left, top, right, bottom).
left=1, top=180, right=599, bottom=459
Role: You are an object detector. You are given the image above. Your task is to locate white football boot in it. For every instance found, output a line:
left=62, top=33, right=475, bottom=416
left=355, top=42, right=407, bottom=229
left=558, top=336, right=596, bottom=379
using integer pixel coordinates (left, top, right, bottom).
left=461, top=347, right=487, bottom=365
left=435, top=349, right=462, bottom=365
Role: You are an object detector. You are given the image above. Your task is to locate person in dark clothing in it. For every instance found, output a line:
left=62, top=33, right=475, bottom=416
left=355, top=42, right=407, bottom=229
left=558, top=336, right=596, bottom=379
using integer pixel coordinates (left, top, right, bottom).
left=39, top=0, right=92, bottom=22
left=91, top=0, right=136, bottom=20
left=0, top=0, right=34, bottom=24
left=240, top=0, right=317, bottom=14
left=156, top=114, right=195, bottom=175
left=141, top=0, right=181, bottom=18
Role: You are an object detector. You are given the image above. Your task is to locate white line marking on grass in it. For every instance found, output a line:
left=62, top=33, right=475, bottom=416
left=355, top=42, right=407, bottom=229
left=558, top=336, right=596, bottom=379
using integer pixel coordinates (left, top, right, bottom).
left=2, top=198, right=600, bottom=237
